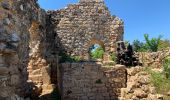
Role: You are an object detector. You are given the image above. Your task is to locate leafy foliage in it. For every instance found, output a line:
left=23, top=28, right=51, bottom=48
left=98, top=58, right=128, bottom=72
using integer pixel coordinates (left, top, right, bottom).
left=144, top=34, right=162, bottom=52
left=132, top=39, right=147, bottom=52
left=132, top=34, right=166, bottom=52
left=59, top=52, right=81, bottom=63
left=91, top=47, right=104, bottom=59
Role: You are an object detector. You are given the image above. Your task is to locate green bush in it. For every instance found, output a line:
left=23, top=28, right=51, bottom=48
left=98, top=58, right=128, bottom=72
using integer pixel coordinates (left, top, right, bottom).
left=132, top=39, right=147, bottom=52
left=163, top=58, right=170, bottom=78
left=144, top=34, right=162, bottom=52
left=91, top=47, right=104, bottom=59
left=146, top=68, right=170, bottom=95
left=59, top=52, right=81, bottom=63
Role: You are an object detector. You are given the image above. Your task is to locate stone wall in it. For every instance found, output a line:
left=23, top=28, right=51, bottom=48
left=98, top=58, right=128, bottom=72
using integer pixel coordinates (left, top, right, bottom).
left=121, top=67, right=163, bottom=100
left=0, top=0, right=124, bottom=99
left=48, top=0, right=124, bottom=59
left=0, top=0, right=56, bottom=99
left=60, top=63, right=127, bottom=100
left=137, top=48, right=170, bottom=68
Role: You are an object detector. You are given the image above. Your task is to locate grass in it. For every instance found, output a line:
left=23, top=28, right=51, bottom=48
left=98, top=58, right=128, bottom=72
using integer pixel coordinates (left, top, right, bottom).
left=145, top=67, right=170, bottom=99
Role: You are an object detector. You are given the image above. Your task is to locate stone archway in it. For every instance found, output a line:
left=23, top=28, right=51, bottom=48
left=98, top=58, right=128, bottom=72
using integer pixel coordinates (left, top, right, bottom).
left=87, top=38, right=105, bottom=60
left=87, top=38, right=105, bottom=51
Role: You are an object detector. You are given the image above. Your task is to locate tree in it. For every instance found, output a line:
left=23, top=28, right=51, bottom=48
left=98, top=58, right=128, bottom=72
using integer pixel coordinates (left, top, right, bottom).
left=132, top=39, right=148, bottom=52
left=144, top=34, right=162, bottom=52
left=132, top=40, right=144, bottom=52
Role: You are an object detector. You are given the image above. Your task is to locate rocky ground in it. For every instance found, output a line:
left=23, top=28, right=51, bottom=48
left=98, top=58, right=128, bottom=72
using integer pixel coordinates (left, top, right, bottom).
left=120, top=66, right=164, bottom=100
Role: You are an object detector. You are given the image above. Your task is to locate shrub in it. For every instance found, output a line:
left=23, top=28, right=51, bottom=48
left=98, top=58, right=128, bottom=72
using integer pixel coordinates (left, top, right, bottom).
left=59, top=52, right=81, bottom=63
left=144, top=34, right=162, bottom=52
left=91, top=47, right=104, bottom=59
left=163, top=58, right=170, bottom=78
left=146, top=68, right=170, bottom=95
left=158, top=39, right=170, bottom=50
left=132, top=39, right=147, bottom=52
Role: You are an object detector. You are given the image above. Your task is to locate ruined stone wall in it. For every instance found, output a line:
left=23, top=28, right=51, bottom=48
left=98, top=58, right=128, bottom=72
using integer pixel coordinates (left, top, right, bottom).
left=0, top=0, right=55, bottom=99
left=121, top=67, right=163, bottom=100
left=60, top=63, right=126, bottom=100
left=0, top=0, right=124, bottom=99
left=48, top=0, right=124, bottom=59
left=137, top=48, right=170, bottom=68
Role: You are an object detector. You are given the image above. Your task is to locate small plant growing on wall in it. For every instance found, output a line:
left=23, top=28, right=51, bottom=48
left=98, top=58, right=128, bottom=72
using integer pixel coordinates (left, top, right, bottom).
left=111, top=53, right=116, bottom=62
left=59, top=52, right=81, bottom=63
left=95, top=79, right=102, bottom=84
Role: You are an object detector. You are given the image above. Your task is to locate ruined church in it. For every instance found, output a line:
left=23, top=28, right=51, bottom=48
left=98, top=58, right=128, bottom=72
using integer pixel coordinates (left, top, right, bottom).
left=0, top=0, right=125, bottom=100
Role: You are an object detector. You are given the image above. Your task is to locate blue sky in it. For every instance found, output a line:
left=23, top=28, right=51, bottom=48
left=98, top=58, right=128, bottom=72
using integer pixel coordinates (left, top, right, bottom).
left=38, top=0, right=170, bottom=42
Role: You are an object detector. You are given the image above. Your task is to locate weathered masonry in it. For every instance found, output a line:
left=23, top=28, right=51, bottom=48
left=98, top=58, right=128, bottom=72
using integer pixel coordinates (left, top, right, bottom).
left=61, top=63, right=126, bottom=100
left=0, top=0, right=125, bottom=100
left=48, top=0, right=124, bottom=60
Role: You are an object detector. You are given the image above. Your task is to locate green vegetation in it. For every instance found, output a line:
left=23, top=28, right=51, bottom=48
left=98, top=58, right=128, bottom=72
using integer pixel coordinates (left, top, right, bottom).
left=144, top=34, right=162, bottom=52
left=95, top=79, right=102, bottom=84
left=132, top=34, right=165, bottom=52
left=111, top=53, right=116, bottom=61
left=145, top=60, right=170, bottom=100
left=146, top=68, right=170, bottom=96
left=163, top=58, right=170, bottom=79
left=158, top=39, right=170, bottom=50
left=125, top=40, right=130, bottom=47
left=132, top=39, right=147, bottom=52
left=91, top=47, right=104, bottom=59
left=59, top=52, right=81, bottom=63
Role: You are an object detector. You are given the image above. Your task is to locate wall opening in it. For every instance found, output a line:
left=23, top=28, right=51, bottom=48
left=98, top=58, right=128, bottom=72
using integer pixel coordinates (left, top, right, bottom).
left=89, top=44, right=105, bottom=60
left=87, top=39, right=105, bottom=61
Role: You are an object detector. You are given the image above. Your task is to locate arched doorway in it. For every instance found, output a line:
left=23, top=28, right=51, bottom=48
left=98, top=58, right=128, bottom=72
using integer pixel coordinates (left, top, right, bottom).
left=89, top=44, right=104, bottom=60
left=87, top=39, right=105, bottom=61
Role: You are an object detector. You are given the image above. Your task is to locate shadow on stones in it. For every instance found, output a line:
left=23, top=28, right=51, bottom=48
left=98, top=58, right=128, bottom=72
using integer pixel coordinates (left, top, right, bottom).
left=39, top=88, right=61, bottom=100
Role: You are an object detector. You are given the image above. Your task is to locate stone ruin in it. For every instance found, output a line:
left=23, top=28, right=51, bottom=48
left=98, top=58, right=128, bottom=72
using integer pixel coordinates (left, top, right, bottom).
left=48, top=0, right=124, bottom=60
left=0, top=0, right=127, bottom=100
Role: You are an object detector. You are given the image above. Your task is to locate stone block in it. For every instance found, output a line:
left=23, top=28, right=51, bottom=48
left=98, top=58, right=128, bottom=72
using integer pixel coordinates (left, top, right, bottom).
left=10, top=75, right=20, bottom=86
left=0, top=87, right=11, bottom=97
left=29, top=75, right=42, bottom=83
left=0, top=67, right=9, bottom=75
left=42, top=67, right=51, bottom=84
left=9, top=65, right=19, bottom=74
